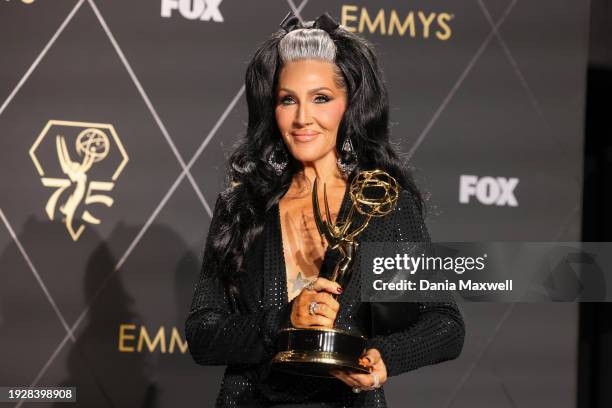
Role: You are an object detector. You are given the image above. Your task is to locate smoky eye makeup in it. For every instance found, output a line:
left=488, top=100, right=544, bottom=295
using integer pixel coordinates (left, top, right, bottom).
left=277, top=94, right=333, bottom=105
left=278, top=95, right=294, bottom=105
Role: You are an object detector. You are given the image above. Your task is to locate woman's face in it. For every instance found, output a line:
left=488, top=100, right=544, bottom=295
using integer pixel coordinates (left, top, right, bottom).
left=275, top=59, right=347, bottom=165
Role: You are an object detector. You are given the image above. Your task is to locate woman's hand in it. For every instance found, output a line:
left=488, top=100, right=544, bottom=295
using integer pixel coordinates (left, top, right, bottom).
left=290, top=277, right=342, bottom=329
left=330, top=349, right=388, bottom=392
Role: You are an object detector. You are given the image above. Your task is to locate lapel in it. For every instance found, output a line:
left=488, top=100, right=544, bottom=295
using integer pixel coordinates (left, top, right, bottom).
left=262, top=204, right=286, bottom=308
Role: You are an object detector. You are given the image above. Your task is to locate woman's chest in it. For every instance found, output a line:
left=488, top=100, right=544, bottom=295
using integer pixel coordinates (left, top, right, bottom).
left=278, top=193, right=343, bottom=301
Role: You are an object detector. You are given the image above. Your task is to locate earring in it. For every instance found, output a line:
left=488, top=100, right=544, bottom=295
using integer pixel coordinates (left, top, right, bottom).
left=267, top=142, right=288, bottom=176
left=337, top=135, right=358, bottom=175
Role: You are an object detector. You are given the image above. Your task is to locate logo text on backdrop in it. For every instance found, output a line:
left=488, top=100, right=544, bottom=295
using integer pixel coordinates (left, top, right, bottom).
left=29, top=120, right=129, bottom=241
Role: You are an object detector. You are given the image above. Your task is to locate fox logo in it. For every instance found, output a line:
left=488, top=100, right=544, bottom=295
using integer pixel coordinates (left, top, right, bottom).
left=161, top=0, right=223, bottom=22
left=459, top=175, right=519, bottom=207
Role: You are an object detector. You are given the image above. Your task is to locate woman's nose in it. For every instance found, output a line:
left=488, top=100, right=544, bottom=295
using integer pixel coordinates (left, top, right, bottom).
left=295, top=103, right=312, bottom=126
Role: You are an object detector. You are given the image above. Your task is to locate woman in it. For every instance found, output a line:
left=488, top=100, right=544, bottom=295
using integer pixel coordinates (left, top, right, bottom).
left=185, top=12, right=465, bottom=407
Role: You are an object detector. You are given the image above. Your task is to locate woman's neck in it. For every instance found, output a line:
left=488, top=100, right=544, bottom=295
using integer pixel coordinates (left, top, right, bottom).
left=296, top=153, right=347, bottom=190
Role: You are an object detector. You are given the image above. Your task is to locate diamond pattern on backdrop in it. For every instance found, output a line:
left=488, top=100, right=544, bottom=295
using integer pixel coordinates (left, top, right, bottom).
left=0, top=0, right=587, bottom=407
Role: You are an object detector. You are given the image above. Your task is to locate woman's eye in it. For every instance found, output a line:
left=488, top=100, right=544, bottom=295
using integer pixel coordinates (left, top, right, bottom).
left=314, top=95, right=330, bottom=103
left=280, top=96, right=295, bottom=105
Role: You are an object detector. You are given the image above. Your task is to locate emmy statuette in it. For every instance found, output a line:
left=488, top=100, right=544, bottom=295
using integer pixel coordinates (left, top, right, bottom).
left=272, top=170, right=399, bottom=377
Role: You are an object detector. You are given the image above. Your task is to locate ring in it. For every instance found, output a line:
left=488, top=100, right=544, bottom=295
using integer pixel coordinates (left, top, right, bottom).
left=371, top=372, right=380, bottom=389
left=305, top=280, right=316, bottom=291
left=352, top=387, right=362, bottom=394
left=308, top=301, right=319, bottom=316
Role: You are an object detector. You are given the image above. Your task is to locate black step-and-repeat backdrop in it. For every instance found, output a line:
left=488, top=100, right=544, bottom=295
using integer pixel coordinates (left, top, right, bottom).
left=0, top=0, right=588, bottom=407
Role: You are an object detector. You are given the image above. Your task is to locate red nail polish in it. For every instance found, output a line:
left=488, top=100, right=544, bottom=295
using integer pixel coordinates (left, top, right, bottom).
left=337, top=287, right=343, bottom=294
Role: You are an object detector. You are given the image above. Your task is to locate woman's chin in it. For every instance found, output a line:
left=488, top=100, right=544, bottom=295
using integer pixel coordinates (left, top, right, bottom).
left=289, top=150, right=328, bottom=164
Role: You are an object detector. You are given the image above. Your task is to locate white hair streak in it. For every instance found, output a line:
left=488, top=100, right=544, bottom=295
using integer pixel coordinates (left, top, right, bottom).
left=278, top=27, right=337, bottom=64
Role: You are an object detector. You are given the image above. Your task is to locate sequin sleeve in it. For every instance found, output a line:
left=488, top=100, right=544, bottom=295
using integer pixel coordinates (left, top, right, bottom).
left=184, top=193, right=292, bottom=366
left=365, top=189, right=465, bottom=377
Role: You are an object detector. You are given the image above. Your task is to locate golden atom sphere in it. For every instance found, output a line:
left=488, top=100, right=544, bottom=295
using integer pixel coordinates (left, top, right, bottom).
left=76, top=128, right=110, bottom=162
left=349, top=169, right=399, bottom=217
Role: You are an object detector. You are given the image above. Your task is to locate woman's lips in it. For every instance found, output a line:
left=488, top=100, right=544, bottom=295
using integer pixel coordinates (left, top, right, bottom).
left=291, top=131, right=320, bottom=143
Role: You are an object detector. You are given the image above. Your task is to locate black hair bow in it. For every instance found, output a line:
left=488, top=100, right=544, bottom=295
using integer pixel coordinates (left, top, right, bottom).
left=279, top=11, right=340, bottom=34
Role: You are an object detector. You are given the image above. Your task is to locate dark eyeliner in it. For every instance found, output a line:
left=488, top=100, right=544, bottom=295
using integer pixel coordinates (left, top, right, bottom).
left=279, top=95, right=294, bottom=105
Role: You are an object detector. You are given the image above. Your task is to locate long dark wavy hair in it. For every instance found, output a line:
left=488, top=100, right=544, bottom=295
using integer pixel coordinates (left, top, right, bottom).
left=210, top=20, right=424, bottom=293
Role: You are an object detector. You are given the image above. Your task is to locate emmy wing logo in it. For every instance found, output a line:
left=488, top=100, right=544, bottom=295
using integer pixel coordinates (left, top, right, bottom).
left=29, top=120, right=129, bottom=241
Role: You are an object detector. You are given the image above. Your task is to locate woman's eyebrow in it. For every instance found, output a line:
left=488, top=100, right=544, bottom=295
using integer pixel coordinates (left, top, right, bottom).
left=278, top=87, right=334, bottom=94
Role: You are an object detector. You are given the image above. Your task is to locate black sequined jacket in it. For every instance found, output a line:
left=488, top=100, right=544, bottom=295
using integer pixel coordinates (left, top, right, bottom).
left=185, top=180, right=465, bottom=407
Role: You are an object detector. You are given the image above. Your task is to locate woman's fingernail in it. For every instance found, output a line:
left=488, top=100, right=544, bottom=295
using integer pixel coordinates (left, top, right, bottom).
left=337, top=286, right=343, bottom=293
left=358, top=356, right=371, bottom=367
